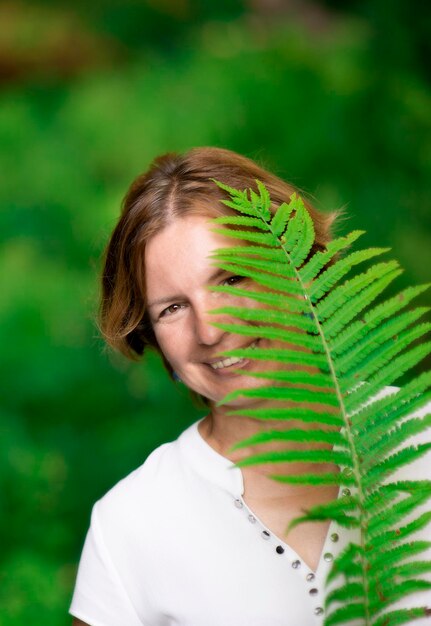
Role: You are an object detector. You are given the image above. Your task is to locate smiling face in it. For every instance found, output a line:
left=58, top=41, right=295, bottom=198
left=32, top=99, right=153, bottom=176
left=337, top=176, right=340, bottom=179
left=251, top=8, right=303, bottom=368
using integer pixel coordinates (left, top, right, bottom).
left=145, top=215, right=275, bottom=407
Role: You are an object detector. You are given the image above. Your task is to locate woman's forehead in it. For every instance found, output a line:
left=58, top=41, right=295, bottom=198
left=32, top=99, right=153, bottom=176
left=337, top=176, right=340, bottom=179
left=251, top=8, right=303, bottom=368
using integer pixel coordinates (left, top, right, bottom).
left=144, top=215, right=230, bottom=292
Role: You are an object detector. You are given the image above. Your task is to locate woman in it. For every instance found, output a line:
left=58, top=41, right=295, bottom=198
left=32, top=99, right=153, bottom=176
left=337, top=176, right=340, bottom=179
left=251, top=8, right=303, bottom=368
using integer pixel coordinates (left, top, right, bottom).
left=70, top=147, right=431, bottom=626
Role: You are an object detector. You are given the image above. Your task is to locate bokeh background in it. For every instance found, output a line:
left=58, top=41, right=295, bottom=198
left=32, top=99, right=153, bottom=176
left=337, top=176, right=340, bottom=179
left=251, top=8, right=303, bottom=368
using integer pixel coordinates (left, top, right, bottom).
left=1, top=0, right=430, bottom=623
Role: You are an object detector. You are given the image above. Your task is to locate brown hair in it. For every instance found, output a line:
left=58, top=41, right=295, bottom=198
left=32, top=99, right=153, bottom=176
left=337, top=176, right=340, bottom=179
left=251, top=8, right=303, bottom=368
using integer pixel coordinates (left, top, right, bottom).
left=100, top=147, right=337, bottom=365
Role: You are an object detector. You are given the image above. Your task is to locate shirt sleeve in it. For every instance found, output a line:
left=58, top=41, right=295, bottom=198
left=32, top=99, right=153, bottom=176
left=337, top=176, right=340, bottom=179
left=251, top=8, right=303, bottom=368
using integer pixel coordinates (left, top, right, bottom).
left=69, top=502, right=144, bottom=626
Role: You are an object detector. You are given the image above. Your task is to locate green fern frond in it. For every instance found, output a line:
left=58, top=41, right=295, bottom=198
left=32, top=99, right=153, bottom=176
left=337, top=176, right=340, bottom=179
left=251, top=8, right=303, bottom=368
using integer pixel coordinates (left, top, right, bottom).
left=209, top=284, right=309, bottom=312
left=352, top=372, right=431, bottom=428
left=211, top=244, right=287, bottom=262
left=335, top=307, right=430, bottom=367
left=369, top=511, right=431, bottom=545
left=310, top=248, right=390, bottom=301
left=212, top=254, right=296, bottom=278
left=233, top=369, right=334, bottom=386
left=367, top=489, right=431, bottom=537
left=271, top=471, right=354, bottom=486
left=226, top=406, right=345, bottom=426
left=299, top=230, right=366, bottom=283
left=375, top=560, right=431, bottom=581
left=326, top=542, right=363, bottom=583
left=210, top=179, right=431, bottom=625
left=331, top=284, right=431, bottom=354
left=216, top=346, right=328, bottom=369
left=234, top=448, right=352, bottom=468
left=369, top=580, right=431, bottom=614
left=362, top=443, right=431, bottom=488
left=220, top=385, right=340, bottom=408
left=321, top=602, right=366, bottom=625
left=288, top=494, right=359, bottom=528
left=346, top=356, right=431, bottom=416
left=366, top=541, right=431, bottom=569
left=359, top=414, right=431, bottom=461
left=211, top=321, right=320, bottom=350
left=372, top=608, right=431, bottom=626
left=270, top=200, right=295, bottom=236
left=211, top=226, right=277, bottom=246
left=325, top=582, right=365, bottom=609
left=209, top=305, right=316, bottom=331
left=212, top=215, right=269, bottom=229
left=230, top=427, right=344, bottom=449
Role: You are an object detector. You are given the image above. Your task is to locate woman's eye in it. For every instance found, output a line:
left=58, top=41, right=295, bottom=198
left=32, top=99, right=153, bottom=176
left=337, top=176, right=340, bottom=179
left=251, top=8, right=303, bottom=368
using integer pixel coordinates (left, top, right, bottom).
left=160, top=303, right=183, bottom=318
left=224, top=275, right=244, bottom=286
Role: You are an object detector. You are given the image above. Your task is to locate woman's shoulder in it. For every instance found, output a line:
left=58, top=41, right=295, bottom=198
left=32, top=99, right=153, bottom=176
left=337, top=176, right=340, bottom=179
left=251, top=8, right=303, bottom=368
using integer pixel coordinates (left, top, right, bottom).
left=95, top=421, right=199, bottom=526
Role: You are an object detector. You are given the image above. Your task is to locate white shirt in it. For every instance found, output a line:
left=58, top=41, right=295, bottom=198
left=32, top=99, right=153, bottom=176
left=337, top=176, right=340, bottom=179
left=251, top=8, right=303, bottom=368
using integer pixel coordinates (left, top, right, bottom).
left=70, top=399, right=431, bottom=625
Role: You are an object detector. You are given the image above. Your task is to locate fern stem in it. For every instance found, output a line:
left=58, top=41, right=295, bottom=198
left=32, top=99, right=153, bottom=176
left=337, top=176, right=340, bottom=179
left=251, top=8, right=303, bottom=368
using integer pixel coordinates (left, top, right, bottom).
left=260, top=206, right=372, bottom=626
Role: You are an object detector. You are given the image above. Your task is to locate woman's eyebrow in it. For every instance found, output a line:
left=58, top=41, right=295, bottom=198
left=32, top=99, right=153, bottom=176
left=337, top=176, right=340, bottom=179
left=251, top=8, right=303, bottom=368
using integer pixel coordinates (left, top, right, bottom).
left=147, top=268, right=229, bottom=310
left=147, top=294, right=182, bottom=309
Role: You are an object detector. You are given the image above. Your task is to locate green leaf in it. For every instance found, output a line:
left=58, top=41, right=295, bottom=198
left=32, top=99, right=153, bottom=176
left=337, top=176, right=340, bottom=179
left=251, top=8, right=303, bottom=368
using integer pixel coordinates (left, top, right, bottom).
left=212, top=321, right=321, bottom=351
left=369, top=579, right=431, bottom=614
left=330, top=283, right=431, bottom=355
left=363, top=443, right=431, bottom=488
left=288, top=496, right=359, bottom=531
left=334, top=307, right=430, bottom=371
left=211, top=227, right=278, bottom=246
left=270, top=200, right=295, bottom=236
left=218, top=346, right=328, bottom=369
left=299, top=230, right=365, bottom=283
left=211, top=245, right=286, bottom=262
left=272, top=471, right=355, bottom=486
left=352, top=372, right=431, bottom=429
left=322, top=267, right=403, bottom=338
left=372, top=608, right=431, bottom=626
left=209, top=284, right=309, bottom=312
left=325, top=582, right=365, bottom=608
left=310, top=247, right=389, bottom=301
left=226, top=406, right=344, bottom=426
left=230, top=427, right=344, bottom=449
left=220, top=385, right=340, bottom=408
left=215, top=260, right=304, bottom=294
left=289, top=203, right=315, bottom=268
left=255, top=179, right=272, bottom=220
left=326, top=542, right=363, bottom=583
left=368, top=511, right=431, bottom=547
left=212, top=215, right=269, bottom=229
left=324, top=603, right=366, bottom=625
left=209, top=305, right=316, bottom=332
left=316, top=260, right=400, bottom=318
left=212, top=253, right=297, bottom=278
left=234, top=369, right=335, bottom=388
left=355, top=392, right=431, bottom=442
left=359, top=414, right=431, bottom=462
left=346, top=341, right=431, bottom=406
left=234, top=448, right=352, bottom=468
left=367, top=487, right=431, bottom=537
left=369, top=560, right=431, bottom=584
left=366, top=540, right=431, bottom=569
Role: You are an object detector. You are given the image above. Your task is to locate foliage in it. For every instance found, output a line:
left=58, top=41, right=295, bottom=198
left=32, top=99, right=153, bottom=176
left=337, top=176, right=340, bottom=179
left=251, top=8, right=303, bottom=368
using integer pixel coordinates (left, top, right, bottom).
left=1, top=4, right=430, bottom=623
left=210, top=180, right=431, bottom=625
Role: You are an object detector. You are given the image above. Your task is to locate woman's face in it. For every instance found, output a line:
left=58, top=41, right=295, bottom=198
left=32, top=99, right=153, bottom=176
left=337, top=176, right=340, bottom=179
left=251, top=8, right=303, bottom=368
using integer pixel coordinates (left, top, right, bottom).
left=145, top=215, right=296, bottom=407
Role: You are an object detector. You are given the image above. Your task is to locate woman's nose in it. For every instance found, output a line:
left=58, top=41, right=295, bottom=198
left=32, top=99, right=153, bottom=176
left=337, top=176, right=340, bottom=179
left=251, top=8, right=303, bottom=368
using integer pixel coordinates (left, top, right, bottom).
left=193, top=301, right=227, bottom=346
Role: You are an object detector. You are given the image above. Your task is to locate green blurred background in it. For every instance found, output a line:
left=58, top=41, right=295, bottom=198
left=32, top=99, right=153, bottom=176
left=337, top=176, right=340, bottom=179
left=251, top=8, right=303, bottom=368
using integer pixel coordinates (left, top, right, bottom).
left=0, top=0, right=430, bottom=622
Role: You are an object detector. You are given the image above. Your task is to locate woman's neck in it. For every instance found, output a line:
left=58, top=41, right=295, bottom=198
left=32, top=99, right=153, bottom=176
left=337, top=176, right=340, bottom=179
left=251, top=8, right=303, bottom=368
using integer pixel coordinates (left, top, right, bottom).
left=198, top=403, right=340, bottom=501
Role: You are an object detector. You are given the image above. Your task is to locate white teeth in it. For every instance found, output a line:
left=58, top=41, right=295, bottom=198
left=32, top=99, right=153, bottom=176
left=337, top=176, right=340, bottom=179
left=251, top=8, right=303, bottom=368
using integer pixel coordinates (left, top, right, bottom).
left=210, top=356, right=244, bottom=370
left=210, top=340, right=258, bottom=370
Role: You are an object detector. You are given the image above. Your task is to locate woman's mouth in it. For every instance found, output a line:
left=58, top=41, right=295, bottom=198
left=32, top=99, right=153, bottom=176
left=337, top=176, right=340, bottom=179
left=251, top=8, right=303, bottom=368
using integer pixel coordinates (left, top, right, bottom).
left=208, top=340, right=259, bottom=371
